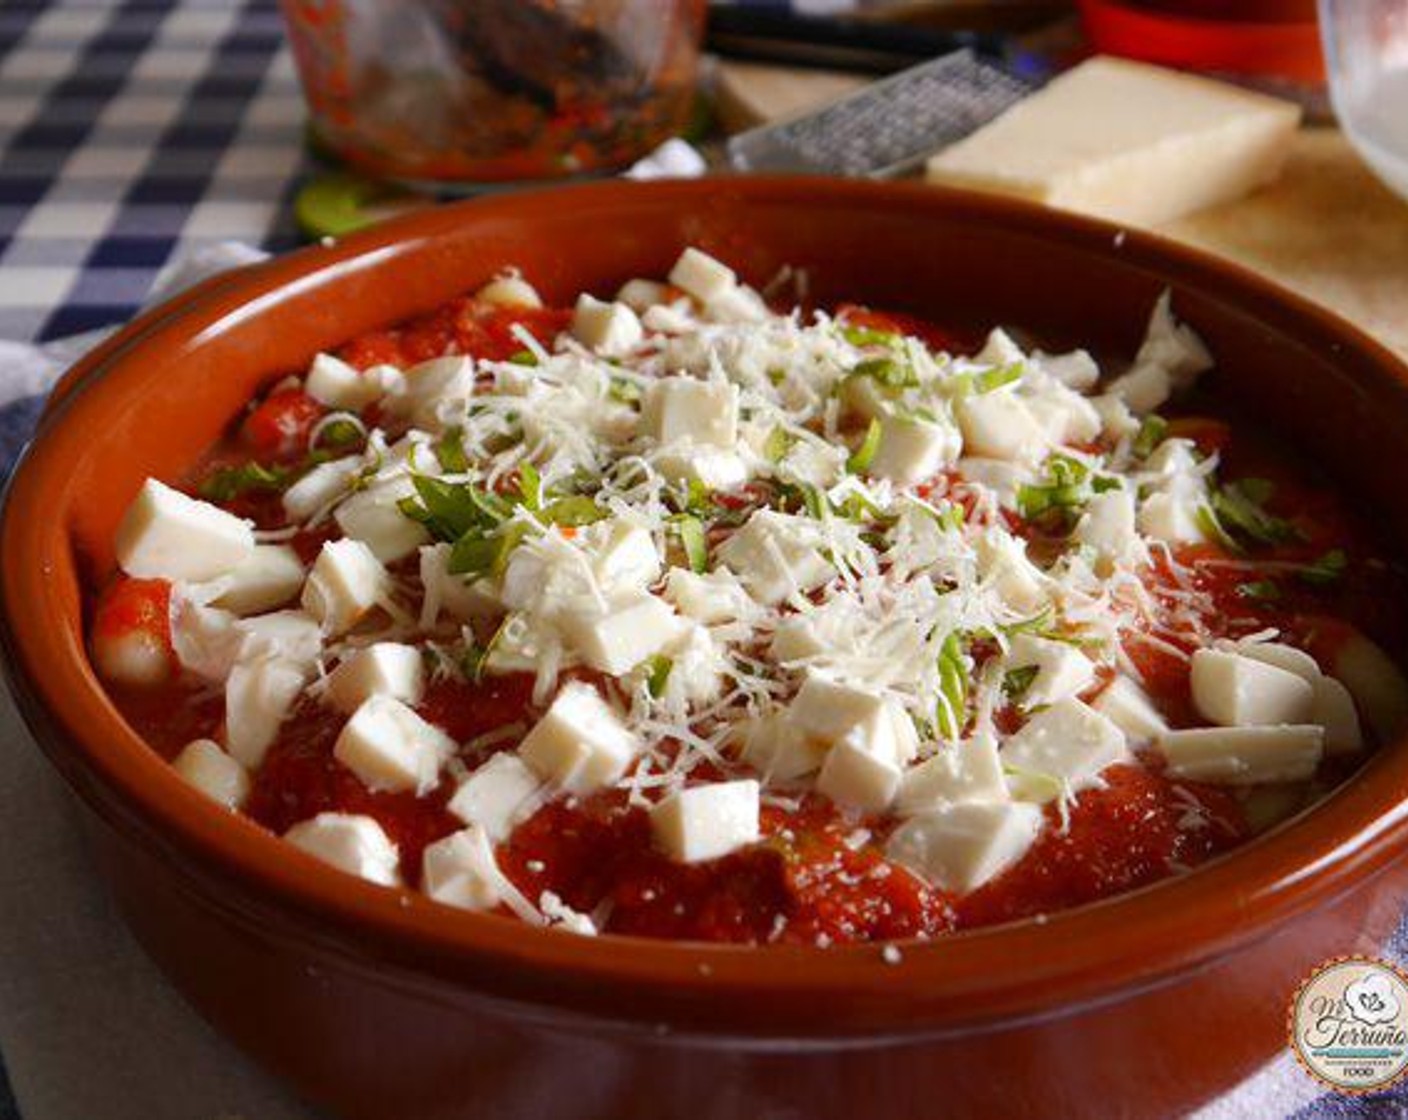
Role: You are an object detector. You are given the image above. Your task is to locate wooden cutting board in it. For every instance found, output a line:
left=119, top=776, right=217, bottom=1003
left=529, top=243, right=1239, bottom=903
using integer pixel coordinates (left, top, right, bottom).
left=717, top=62, right=1408, bottom=360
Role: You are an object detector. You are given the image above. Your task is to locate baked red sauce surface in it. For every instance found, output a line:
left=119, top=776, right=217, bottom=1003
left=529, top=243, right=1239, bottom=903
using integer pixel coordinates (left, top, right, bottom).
left=94, top=296, right=1407, bottom=945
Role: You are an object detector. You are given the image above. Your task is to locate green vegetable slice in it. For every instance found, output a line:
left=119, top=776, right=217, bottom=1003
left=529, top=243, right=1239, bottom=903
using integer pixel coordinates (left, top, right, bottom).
left=846, top=418, right=882, bottom=474
left=671, top=513, right=708, bottom=573
left=199, top=461, right=294, bottom=502
left=936, top=632, right=967, bottom=740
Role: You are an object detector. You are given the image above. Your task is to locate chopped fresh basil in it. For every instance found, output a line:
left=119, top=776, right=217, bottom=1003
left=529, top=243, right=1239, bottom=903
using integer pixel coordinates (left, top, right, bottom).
left=1132, top=415, right=1168, bottom=459
left=314, top=418, right=365, bottom=453
left=671, top=513, right=708, bottom=573
left=541, top=495, right=605, bottom=528
left=517, top=462, right=542, bottom=511
left=852, top=356, right=917, bottom=389
left=508, top=349, right=538, bottom=366
left=1237, top=579, right=1282, bottom=601
left=936, top=632, right=967, bottom=740
left=1210, top=479, right=1301, bottom=548
left=1003, top=664, right=1039, bottom=700
left=764, top=426, right=794, bottom=464
left=1299, top=548, right=1348, bottom=586
left=841, top=324, right=901, bottom=349
left=846, top=418, right=882, bottom=474
left=434, top=426, right=471, bottom=473
left=199, top=461, right=294, bottom=503
left=645, top=654, right=674, bottom=698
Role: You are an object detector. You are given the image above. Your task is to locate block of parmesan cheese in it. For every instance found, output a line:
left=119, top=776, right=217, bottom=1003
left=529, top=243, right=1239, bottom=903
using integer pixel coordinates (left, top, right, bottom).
left=925, top=56, right=1302, bottom=227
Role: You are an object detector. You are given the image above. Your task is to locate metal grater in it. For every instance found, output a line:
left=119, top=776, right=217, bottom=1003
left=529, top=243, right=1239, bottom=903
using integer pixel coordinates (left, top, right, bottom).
left=726, top=49, right=1037, bottom=179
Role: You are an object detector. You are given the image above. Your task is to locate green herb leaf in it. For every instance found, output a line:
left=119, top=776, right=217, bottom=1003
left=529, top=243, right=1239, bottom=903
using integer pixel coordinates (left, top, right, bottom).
left=974, top=363, right=1023, bottom=394
left=671, top=513, right=708, bottom=573
left=314, top=418, right=365, bottom=453
left=764, top=426, right=795, bottom=464
left=1299, top=548, right=1348, bottom=586
left=645, top=655, right=673, bottom=698
left=199, top=461, right=294, bottom=503
left=852, top=356, right=918, bottom=389
left=517, top=462, right=542, bottom=511
left=800, top=483, right=829, bottom=521
left=1132, top=415, right=1168, bottom=459
left=841, top=324, right=902, bottom=349
left=1210, top=480, right=1301, bottom=548
left=463, top=617, right=510, bottom=682
left=508, top=349, right=538, bottom=366
left=935, top=503, right=965, bottom=532
left=608, top=377, right=641, bottom=404
left=449, top=521, right=531, bottom=579
left=541, top=495, right=604, bottom=528
left=936, top=632, right=967, bottom=740
left=1003, top=665, right=1039, bottom=700
left=846, top=418, right=883, bottom=474
left=1237, top=579, right=1282, bottom=601
left=434, top=426, right=471, bottom=473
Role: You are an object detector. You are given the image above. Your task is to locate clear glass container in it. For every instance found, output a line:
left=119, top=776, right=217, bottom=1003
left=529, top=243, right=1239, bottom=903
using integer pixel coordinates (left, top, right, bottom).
left=1320, top=0, right=1408, bottom=202
left=280, top=0, right=706, bottom=188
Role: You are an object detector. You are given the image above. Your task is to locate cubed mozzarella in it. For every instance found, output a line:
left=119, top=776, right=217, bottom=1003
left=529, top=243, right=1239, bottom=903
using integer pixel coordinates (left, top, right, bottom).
left=717, top=510, right=835, bottom=606
left=659, top=622, right=727, bottom=706
left=325, top=643, right=424, bottom=713
left=895, top=731, right=1007, bottom=814
left=650, top=779, right=761, bottom=863
left=172, top=738, right=250, bottom=809
left=282, top=455, right=361, bottom=522
left=816, top=737, right=903, bottom=813
left=572, top=295, right=643, bottom=356
left=475, top=274, right=542, bottom=309
left=559, top=595, right=685, bottom=675
left=1311, top=675, right=1364, bottom=755
left=703, top=285, right=769, bottom=325
left=305, top=352, right=381, bottom=411
left=169, top=598, right=240, bottom=683
left=1037, top=349, right=1100, bottom=391
left=652, top=444, right=750, bottom=490
left=1025, top=382, right=1102, bottom=446
left=956, top=391, right=1048, bottom=462
left=974, top=529, right=1049, bottom=615
left=589, top=519, right=661, bottom=595
left=447, top=752, right=545, bottom=841
left=393, top=356, right=475, bottom=432
left=1107, top=363, right=1171, bottom=415
left=1091, top=393, right=1140, bottom=440
left=225, top=655, right=309, bottom=768
left=518, top=682, right=641, bottom=793
left=887, top=801, right=1043, bottom=893
left=115, top=478, right=255, bottom=582
left=1092, top=676, right=1167, bottom=743
left=418, top=542, right=500, bottom=626
left=302, top=538, right=387, bottom=636
left=421, top=825, right=504, bottom=911
left=285, top=812, right=400, bottom=887
left=1004, top=634, right=1096, bottom=710
left=642, top=302, right=696, bottom=335
left=334, top=475, right=431, bottom=562
left=974, top=328, right=1025, bottom=367
left=868, top=415, right=961, bottom=485
left=616, top=278, right=670, bottom=312
left=769, top=615, right=831, bottom=663
left=1137, top=491, right=1207, bottom=545
left=1075, top=489, right=1142, bottom=567
left=1333, top=630, right=1408, bottom=743
left=205, top=544, right=305, bottom=616
left=1157, top=725, right=1323, bottom=784
left=668, top=247, right=736, bottom=303
left=1002, top=698, right=1126, bottom=802
left=789, top=675, right=923, bottom=766
left=1226, top=640, right=1321, bottom=683
left=663, top=568, right=757, bottom=625
left=234, top=609, right=323, bottom=667
left=740, top=713, right=827, bottom=781
left=642, top=377, right=738, bottom=449
left=1190, top=649, right=1314, bottom=728
left=333, top=695, right=454, bottom=795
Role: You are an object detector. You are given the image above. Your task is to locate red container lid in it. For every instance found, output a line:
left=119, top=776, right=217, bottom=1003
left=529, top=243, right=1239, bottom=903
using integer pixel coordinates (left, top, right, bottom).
left=1078, top=0, right=1324, bottom=82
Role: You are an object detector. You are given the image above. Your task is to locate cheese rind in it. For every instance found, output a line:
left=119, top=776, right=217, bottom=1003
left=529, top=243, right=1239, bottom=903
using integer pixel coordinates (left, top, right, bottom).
left=925, top=56, right=1301, bottom=227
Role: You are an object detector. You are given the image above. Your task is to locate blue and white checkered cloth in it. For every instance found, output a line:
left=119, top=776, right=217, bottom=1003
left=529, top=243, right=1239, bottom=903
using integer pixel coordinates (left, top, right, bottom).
left=0, top=3, right=1405, bottom=1119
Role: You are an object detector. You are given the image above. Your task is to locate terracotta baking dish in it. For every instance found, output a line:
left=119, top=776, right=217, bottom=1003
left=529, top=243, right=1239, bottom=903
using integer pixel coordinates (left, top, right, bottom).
left=5, top=178, right=1408, bottom=1119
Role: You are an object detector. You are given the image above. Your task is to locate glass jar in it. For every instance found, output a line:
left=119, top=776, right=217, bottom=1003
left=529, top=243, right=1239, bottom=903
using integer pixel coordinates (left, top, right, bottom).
left=280, top=0, right=706, bottom=188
